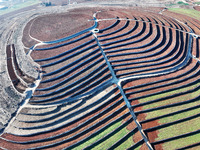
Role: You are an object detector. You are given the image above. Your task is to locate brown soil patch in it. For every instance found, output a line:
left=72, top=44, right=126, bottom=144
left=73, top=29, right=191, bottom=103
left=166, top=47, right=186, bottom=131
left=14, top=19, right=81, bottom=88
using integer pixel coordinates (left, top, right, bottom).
left=124, top=59, right=198, bottom=99
left=2, top=5, right=200, bottom=150
left=194, top=6, right=200, bottom=11
left=1, top=94, right=127, bottom=149
left=29, top=11, right=94, bottom=42
left=163, top=10, right=200, bottom=34
left=128, top=95, right=161, bottom=149
left=22, top=18, right=38, bottom=48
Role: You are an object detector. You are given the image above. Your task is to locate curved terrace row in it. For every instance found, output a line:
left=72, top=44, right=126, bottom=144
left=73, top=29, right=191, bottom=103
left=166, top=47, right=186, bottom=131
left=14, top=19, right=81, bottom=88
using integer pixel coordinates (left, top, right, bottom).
left=0, top=6, right=200, bottom=150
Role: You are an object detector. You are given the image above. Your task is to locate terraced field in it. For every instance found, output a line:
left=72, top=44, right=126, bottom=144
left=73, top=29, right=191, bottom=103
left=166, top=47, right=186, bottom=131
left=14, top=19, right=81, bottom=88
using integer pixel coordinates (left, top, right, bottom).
left=0, top=5, right=200, bottom=150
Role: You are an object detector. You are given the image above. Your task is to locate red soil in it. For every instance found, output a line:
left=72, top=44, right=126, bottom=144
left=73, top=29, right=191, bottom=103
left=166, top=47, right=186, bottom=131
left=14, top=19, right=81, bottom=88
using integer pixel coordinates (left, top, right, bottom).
left=22, top=18, right=38, bottom=48
left=12, top=44, right=35, bottom=83
left=124, top=60, right=199, bottom=102
left=6, top=45, right=28, bottom=93
left=1, top=93, right=130, bottom=149
left=122, top=60, right=199, bottom=150
left=30, top=34, right=95, bottom=64
left=29, top=11, right=93, bottom=42
left=124, top=81, right=161, bottom=148
left=128, top=88, right=162, bottom=150
left=22, top=7, right=107, bottom=49
left=163, top=10, right=200, bottom=34
left=30, top=33, right=96, bottom=64
left=140, top=143, right=150, bottom=150
left=112, top=32, right=183, bottom=78
left=197, top=38, right=200, bottom=59
left=194, top=6, right=200, bottom=11
left=2, top=6, right=200, bottom=150
left=133, top=130, right=143, bottom=143
left=31, top=57, right=109, bottom=102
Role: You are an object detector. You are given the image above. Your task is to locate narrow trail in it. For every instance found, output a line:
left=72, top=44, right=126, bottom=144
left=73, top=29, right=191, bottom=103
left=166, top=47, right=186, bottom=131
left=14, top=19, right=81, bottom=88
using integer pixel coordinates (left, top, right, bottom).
left=0, top=70, right=43, bottom=136
left=92, top=19, right=153, bottom=149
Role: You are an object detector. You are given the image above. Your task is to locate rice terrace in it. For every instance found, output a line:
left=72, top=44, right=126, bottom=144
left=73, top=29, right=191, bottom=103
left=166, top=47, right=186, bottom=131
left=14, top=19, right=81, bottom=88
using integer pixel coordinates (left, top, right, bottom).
left=0, top=0, right=200, bottom=149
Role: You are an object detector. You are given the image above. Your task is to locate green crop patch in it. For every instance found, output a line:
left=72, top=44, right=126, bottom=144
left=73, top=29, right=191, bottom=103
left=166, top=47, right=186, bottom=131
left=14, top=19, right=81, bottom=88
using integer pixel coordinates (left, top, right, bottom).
left=177, top=1, right=189, bottom=5
left=168, top=8, right=200, bottom=20
left=158, top=107, right=200, bottom=124
left=73, top=118, right=134, bottom=150
left=145, top=99, right=200, bottom=121
left=157, top=117, right=200, bottom=139
left=0, top=0, right=40, bottom=15
left=1, top=4, right=200, bottom=150
left=156, top=118, right=200, bottom=150
left=161, top=133, right=200, bottom=150
left=194, top=2, right=200, bottom=5
left=92, top=122, right=134, bottom=150
left=138, top=80, right=200, bottom=110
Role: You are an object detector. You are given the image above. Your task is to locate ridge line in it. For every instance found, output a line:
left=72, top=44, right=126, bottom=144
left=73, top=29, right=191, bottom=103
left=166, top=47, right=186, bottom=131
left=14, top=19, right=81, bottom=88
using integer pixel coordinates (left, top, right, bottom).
left=92, top=25, right=154, bottom=150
